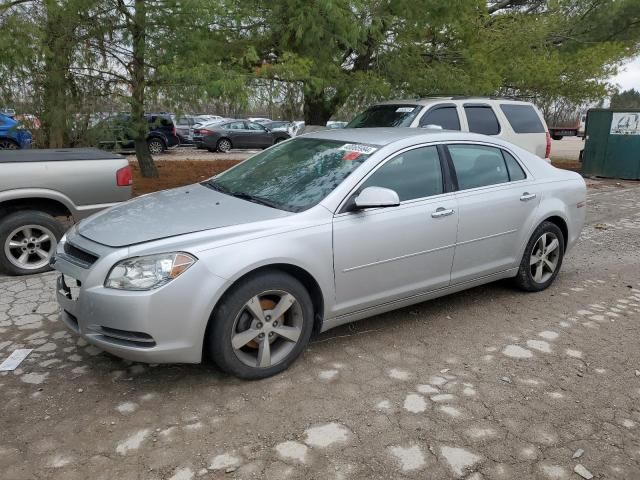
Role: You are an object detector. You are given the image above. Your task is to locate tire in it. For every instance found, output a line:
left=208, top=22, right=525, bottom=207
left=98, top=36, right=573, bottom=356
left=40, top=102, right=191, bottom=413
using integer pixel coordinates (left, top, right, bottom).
left=274, top=137, right=286, bottom=144
left=147, top=137, right=165, bottom=155
left=551, top=134, right=563, bottom=141
left=207, top=271, right=314, bottom=379
left=513, top=221, right=565, bottom=292
left=0, top=210, right=65, bottom=276
left=217, top=138, right=232, bottom=153
left=0, top=138, right=19, bottom=150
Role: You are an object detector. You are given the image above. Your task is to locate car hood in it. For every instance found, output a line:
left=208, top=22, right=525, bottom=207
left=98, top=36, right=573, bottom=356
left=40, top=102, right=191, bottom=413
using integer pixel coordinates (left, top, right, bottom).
left=78, top=183, right=291, bottom=247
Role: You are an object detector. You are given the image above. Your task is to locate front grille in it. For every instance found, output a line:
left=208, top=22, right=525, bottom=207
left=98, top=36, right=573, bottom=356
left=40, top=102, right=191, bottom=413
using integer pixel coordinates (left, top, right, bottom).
left=63, top=242, right=99, bottom=268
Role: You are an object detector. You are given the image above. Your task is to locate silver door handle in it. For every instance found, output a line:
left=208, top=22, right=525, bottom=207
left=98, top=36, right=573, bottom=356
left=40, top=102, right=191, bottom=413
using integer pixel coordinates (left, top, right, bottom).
left=431, top=207, right=455, bottom=218
left=520, top=192, right=536, bottom=202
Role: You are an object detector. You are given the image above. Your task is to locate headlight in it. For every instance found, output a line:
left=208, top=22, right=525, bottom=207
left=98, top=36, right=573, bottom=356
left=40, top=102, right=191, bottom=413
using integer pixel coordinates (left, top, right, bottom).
left=105, top=252, right=196, bottom=290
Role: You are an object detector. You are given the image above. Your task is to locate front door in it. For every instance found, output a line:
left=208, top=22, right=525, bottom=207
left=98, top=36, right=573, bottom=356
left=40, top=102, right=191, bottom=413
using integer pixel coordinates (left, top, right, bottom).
left=332, top=145, right=458, bottom=315
left=245, top=121, right=273, bottom=148
left=446, top=143, right=540, bottom=283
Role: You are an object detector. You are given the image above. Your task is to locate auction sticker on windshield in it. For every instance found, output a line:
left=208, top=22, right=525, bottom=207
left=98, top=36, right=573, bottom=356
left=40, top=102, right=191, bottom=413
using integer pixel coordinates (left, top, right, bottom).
left=339, top=144, right=378, bottom=161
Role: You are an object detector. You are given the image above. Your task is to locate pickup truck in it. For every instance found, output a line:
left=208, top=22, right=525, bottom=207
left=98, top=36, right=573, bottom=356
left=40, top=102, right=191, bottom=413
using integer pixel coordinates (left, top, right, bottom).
left=0, top=148, right=132, bottom=275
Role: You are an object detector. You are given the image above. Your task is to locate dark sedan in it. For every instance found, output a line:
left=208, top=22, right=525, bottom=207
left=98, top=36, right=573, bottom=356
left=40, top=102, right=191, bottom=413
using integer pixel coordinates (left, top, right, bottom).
left=201, top=120, right=290, bottom=152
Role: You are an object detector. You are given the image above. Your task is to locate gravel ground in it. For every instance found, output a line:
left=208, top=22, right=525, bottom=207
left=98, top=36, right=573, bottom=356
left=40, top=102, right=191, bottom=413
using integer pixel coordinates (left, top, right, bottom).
left=1, top=181, right=640, bottom=480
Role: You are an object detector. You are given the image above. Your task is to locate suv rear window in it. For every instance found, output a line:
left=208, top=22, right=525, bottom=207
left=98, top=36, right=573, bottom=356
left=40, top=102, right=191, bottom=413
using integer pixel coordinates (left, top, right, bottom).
left=464, top=105, right=500, bottom=135
left=500, top=104, right=545, bottom=133
left=346, top=104, right=420, bottom=128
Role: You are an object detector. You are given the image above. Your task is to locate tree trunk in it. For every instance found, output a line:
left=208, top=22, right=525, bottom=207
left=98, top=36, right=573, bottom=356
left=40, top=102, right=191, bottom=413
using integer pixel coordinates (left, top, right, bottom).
left=130, top=0, right=158, bottom=178
left=42, top=0, right=71, bottom=148
left=303, top=89, right=335, bottom=126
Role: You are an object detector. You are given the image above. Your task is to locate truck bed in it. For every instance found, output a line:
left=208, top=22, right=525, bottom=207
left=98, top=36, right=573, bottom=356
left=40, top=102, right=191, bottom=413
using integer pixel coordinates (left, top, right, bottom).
left=0, top=148, right=125, bottom=163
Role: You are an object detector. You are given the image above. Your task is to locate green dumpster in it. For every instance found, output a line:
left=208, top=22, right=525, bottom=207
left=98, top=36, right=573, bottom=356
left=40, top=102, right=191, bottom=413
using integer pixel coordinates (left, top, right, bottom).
left=581, top=108, right=640, bottom=180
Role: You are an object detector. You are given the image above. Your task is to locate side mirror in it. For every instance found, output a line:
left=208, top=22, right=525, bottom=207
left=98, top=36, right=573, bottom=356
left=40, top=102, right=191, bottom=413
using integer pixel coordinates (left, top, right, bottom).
left=354, top=187, right=400, bottom=209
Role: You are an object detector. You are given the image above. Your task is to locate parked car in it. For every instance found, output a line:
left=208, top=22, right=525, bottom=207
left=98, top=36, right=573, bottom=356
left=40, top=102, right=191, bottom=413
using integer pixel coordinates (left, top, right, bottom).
left=0, top=148, right=132, bottom=275
left=262, top=120, right=297, bottom=137
left=347, top=97, right=552, bottom=161
left=201, top=119, right=290, bottom=152
left=173, top=115, right=198, bottom=144
left=192, top=118, right=227, bottom=149
left=0, top=113, right=32, bottom=150
left=326, top=121, right=348, bottom=129
left=98, top=113, right=179, bottom=154
left=51, top=128, right=585, bottom=379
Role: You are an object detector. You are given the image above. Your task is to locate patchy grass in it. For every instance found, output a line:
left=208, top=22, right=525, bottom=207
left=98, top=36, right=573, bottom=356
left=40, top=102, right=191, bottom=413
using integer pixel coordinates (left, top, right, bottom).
left=131, top=160, right=240, bottom=196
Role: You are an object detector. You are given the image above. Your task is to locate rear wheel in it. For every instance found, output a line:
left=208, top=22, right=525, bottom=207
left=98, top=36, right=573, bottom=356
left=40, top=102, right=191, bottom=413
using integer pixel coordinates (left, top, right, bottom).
left=514, top=221, right=565, bottom=292
left=0, top=138, right=19, bottom=150
left=551, top=134, right=563, bottom=141
left=147, top=138, right=165, bottom=155
left=207, top=271, right=314, bottom=379
left=0, top=210, right=65, bottom=275
left=217, top=138, right=232, bottom=153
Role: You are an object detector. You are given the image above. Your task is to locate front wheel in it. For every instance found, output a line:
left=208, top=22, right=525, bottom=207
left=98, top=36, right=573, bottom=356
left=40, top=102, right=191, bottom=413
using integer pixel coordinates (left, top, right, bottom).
left=207, top=271, right=314, bottom=379
left=0, top=138, right=19, bottom=150
left=0, top=210, right=65, bottom=275
left=514, top=221, right=565, bottom=292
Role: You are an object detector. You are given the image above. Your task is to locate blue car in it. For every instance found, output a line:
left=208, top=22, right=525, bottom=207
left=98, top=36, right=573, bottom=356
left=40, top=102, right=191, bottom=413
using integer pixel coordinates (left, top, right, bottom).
left=0, top=113, right=32, bottom=149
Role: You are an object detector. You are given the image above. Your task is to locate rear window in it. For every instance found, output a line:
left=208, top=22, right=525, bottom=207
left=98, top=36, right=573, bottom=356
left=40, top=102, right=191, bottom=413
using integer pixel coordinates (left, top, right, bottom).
left=500, top=104, right=545, bottom=133
left=346, top=104, right=420, bottom=128
left=464, top=106, right=501, bottom=135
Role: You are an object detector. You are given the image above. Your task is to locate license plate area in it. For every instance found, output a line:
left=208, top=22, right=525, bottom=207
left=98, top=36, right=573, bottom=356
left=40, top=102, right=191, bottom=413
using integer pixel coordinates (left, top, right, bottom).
left=60, top=274, right=81, bottom=301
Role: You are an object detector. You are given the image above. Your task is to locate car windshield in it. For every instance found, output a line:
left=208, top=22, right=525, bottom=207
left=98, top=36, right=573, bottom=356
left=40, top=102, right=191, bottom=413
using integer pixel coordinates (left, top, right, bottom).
left=205, top=138, right=377, bottom=212
left=346, top=104, right=420, bottom=128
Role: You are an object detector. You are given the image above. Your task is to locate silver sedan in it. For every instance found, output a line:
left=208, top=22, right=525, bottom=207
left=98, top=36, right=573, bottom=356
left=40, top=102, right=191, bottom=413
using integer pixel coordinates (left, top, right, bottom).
left=51, top=128, right=586, bottom=379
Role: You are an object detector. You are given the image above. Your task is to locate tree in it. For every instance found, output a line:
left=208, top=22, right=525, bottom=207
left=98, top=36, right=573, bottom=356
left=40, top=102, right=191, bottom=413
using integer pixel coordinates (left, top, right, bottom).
left=610, top=89, right=640, bottom=109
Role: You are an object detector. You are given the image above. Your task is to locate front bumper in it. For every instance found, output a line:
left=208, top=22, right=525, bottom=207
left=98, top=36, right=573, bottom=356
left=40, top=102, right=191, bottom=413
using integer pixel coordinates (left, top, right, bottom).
left=52, top=236, right=226, bottom=364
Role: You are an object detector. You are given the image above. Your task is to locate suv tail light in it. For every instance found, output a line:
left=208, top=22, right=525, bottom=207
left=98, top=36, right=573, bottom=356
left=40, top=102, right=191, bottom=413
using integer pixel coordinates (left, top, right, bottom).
left=116, top=166, right=133, bottom=186
left=545, top=132, right=552, bottom=159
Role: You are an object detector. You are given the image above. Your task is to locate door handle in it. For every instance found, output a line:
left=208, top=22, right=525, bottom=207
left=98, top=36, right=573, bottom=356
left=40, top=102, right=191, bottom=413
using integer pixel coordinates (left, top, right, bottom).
left=520, top=192, right=536, bottom=202
left=431, top=207, right=455, bottom=218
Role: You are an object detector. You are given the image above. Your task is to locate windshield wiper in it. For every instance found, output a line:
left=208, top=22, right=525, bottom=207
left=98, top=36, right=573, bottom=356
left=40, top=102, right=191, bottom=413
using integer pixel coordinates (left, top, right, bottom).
left=229, top=191, right=284, bottom=210
left=203, top=179, right=230, bottom=194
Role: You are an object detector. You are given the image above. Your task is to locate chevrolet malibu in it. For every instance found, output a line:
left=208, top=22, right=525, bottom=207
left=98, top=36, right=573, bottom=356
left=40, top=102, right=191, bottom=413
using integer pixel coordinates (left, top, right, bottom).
left=52, top=129, right=586, bottom=379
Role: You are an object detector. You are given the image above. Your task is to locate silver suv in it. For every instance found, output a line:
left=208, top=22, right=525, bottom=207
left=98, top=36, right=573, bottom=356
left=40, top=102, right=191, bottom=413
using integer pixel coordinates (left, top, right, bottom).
left=347, top=97, right=552, bottom=161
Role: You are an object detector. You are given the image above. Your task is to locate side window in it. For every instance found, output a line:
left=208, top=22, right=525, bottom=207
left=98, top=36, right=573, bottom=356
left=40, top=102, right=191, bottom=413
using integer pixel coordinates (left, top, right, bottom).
left=448, top=144, right=509, bottom=190
left=227, top=122, right=245, bottom=130
left=247, top=122, right=266, bottom=131
left=464, top=106, right=501, bottom=135
left=499, top=104, right=545, bottom=133
left=503, top=151, right=527, bottom=181
left=419, top=106, right=461, bottom=130
left=360, top=146, right=443, bottom=202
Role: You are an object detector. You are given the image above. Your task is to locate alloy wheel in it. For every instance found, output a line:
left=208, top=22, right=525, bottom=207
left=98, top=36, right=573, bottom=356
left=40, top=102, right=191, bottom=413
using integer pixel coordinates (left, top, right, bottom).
left=218, top=139, right=231, bottom=152
left=529, top=232, right=560, bottom=284
left=4, top=225, right=57, bottom=270
left=148, top=139, right=163, bottom=155
left=231, top=290, right=303, bottom=368
left=0, top=139, right=18, bottom=149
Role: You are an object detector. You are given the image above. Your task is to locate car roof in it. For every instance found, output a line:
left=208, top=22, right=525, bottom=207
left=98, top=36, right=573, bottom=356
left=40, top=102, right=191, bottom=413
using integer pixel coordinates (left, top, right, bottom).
left=300, top=127, right=500, bottom=146
left=374, top=97, right=535, bottom=107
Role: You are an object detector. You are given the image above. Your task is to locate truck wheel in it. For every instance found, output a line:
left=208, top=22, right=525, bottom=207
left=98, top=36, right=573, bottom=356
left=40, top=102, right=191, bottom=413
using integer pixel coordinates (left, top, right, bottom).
left=551, top=134, right=563, bottom=141
left=0, top=210, right=65, bottom=276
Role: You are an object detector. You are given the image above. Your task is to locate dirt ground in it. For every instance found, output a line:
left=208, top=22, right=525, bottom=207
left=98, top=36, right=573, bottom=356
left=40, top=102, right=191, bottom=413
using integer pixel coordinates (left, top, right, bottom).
left=1, top=179, right=640, bottom=479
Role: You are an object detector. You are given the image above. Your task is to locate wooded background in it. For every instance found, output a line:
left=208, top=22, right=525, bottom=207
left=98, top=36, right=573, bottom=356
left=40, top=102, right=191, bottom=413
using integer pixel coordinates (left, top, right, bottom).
left=1, top=0, right=639, bottom=176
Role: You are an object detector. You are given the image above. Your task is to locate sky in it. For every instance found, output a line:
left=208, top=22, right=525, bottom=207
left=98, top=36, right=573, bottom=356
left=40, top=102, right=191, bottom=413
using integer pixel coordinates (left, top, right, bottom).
left=611, top=56, right=640, bottom=91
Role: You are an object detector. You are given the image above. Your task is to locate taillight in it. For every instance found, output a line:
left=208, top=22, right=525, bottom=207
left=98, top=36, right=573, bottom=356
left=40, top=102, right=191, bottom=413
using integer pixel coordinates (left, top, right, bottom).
left=116, top=166, right=132, bottom=186
left=545, top=132, right=551, bottom=159
left=172, top=125, right=177, bottom=136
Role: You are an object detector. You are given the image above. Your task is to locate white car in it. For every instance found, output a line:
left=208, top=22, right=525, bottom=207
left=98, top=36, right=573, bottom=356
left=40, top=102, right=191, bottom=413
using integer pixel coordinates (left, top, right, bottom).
left=52, top=128, right=585, bottom=379
left=347, top=97, right=552, bottom=162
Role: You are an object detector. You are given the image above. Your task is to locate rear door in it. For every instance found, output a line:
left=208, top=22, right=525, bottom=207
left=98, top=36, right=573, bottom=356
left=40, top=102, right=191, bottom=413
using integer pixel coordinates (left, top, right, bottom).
left=332, top=145, right=458, bottom=314
left=446, top=143, right=540, bottom=284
